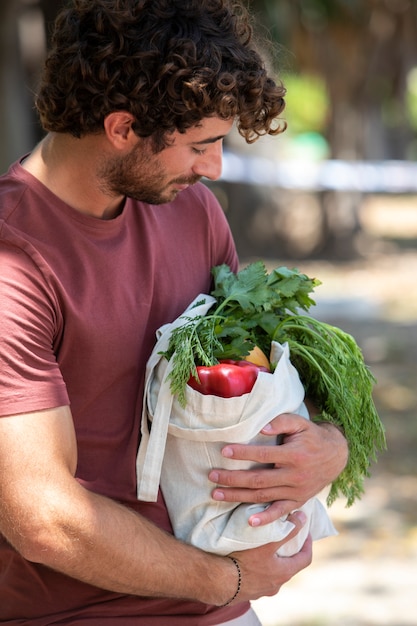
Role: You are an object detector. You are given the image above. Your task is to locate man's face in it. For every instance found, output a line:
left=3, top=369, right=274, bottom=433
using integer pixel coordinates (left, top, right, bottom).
left=99, top=117, right=233, bottom=205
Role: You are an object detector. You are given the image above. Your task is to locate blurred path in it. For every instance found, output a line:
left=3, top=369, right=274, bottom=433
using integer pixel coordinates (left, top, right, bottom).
left=250, top=250, right=417, bottom=626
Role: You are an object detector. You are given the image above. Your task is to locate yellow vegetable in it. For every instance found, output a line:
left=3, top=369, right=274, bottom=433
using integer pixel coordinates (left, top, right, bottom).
left=244, top=345, right=270, bottom=370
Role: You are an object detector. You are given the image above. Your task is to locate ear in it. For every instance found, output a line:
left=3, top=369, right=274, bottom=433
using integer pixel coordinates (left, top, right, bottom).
left=103, top=112, right=137, bottom=149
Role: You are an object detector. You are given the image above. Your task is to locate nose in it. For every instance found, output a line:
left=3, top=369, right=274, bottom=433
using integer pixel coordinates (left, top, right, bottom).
left=193, top=141, right=223, bottom=181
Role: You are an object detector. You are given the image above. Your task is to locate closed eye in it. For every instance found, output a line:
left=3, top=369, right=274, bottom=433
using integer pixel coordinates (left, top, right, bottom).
left=192, top=147, right=207, bottom=155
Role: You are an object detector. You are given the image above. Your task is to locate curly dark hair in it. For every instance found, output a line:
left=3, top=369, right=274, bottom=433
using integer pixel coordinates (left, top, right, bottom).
left=36, top=0, right=286, bottom=149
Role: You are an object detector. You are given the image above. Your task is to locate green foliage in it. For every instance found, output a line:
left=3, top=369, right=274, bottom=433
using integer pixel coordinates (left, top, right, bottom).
left=406, top=67, right=417, bottom=133
left=283, top=73, right=329, bottom=135
left=162, top=261, right=386, bottom=507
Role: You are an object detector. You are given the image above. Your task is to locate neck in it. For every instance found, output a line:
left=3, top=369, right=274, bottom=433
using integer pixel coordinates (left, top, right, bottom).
left=21, top=133, right=125, bottom=219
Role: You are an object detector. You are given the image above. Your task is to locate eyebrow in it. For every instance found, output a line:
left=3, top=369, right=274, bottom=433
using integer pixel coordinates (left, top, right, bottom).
left=190, top=134, right=227, bottom=146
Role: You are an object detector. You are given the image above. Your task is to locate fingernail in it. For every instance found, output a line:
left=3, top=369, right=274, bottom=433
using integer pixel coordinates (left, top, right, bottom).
left=261, top=423, right=273, bottom=433
left=209, top=471, right=219, bottom=483
left=250, top=517, right=261, bottom=527
left=222, top=446, right=233, bottom=458
left=212, top=490, right=225, bottom=501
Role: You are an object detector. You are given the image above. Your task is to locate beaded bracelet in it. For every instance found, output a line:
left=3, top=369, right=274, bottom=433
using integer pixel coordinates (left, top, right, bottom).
left=221, top=556, right=242, bottom=606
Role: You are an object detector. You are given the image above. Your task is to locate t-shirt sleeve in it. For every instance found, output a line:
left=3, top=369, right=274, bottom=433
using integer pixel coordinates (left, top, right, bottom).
left=0, top=242, right=69, bottom=417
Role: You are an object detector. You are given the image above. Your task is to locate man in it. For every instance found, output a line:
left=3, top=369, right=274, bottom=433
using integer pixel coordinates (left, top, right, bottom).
left=0, top=1, right=347, bottom=624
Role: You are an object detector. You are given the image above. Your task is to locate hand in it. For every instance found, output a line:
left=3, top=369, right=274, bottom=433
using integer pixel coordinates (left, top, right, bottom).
left=209, top=413, right=348, bottom=526
left=223, top=511, right=313, bottom=604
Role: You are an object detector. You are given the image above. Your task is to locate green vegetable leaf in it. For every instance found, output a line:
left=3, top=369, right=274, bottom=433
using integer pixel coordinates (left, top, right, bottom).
left=211, top=261, right=271, bottom=313
left=267, top=267, right=320, bottom=313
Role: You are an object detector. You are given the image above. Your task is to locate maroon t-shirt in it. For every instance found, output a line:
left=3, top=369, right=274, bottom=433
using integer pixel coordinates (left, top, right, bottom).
left=0, top=161, right=248, bottom=624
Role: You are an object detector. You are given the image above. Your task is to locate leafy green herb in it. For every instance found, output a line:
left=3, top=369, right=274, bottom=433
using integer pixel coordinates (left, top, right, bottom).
left=162, top=260, right=386, bottom=507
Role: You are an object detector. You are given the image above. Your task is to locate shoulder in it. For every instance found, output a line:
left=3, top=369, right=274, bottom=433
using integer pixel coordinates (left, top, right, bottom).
left=179, top=183, right=239, bottom=272
left=178, top=181, right=221, bottom=209
left=178, top=182, right=229, bottom=227
left=0, top=161, right=28, bottom=222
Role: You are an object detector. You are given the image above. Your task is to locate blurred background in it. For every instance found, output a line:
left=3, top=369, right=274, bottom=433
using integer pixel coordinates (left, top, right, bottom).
left=1, top=1, right=416, bottom=624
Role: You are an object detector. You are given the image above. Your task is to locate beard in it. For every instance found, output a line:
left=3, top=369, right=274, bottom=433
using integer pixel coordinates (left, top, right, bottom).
left=97, top=140, right=201, bottom=205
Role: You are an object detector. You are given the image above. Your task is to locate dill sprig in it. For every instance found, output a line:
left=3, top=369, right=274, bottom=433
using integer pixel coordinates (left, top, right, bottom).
left=163, top=313, right=224, bottom=402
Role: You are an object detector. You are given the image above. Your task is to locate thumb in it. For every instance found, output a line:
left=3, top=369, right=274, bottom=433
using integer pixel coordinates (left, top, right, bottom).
left=267, top=509, right=308, bottom=554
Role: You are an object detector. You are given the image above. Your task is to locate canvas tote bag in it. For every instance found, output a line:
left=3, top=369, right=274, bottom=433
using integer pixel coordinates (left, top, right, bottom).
left=136, top=295, right=336, bottom=556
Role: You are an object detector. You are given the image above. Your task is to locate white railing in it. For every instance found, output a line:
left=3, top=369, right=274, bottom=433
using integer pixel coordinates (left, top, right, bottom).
left=221, top=153, right=417, bottom=193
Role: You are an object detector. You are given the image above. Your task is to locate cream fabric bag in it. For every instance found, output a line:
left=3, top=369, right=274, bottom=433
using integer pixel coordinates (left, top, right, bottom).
left=136, top=295, right=337, bottom=556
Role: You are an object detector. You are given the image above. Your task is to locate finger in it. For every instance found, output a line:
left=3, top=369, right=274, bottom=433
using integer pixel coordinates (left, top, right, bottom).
left=215, top=444, right=293, bottom=466
left=248, top=500, right=302, bottom=527
left=267, top=534, right=313, bottom=590
left=262, top=510, right=308, bottom=555
left=298, top=532, right=313, bottom=558
left=210, top=467, right=307, bottom=503
left=211, top=482, right=299, bottom=505
left=261, top=413, right=309, bottom=436
left=280, top=533, right=313, bottom=575
left=293, top=533, right=313, bottom=566
left=211, top=486, right=307, bottom=518
left=209, top=465, right=304, bottom=492
left=209, top=467, right=279, bottom=490
left=210, top=480, right=281, bottom=506
left=277, top=509, right=307, bottom=544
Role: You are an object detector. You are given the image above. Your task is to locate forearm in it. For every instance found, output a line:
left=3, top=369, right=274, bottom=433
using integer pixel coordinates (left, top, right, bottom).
left=5, top=479, right=312, bottom=606
left=8, top=482, right=233, bottom=605
left=0, top=406, right=233, bottom=605
left=0, top=406, right=312, bottom=603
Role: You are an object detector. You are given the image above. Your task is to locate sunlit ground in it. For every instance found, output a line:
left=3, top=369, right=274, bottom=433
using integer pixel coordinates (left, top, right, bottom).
left=247, top=197, right=417, bottom=625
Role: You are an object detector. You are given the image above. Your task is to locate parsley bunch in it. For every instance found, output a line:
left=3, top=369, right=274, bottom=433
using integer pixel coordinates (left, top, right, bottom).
left=163, top=260, right=386, bottom=506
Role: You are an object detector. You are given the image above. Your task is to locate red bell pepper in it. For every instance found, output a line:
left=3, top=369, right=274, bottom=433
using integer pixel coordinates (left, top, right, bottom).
left=187, top=360, right=270, bottom=398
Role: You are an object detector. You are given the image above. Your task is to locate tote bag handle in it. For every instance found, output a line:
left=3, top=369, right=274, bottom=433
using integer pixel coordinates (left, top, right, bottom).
left=136, top=295, right=216, bottom=501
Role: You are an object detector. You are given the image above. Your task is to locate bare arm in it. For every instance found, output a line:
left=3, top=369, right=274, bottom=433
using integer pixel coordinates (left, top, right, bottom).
left=209, top=413, right=348, bottom=526
left=0, top=406, right=311, bottom=606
